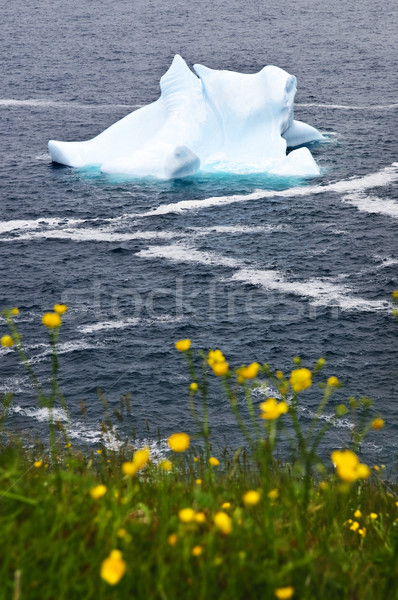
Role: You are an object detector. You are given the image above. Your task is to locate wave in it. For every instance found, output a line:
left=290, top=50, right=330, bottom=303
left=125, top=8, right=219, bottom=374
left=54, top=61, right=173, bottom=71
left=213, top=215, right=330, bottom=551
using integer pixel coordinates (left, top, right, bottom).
left=0, top=98, right=142, bottom=110
left=137, top=244, right=390, bottom=312
left=127, top=162, right=398, bottom=218
left=9, top=404, right=169, bottom=455
left=80, top=314, right=185, bottom=334
left=341, top=193, right=398, bottom=218
left=296, top=102, right=398, bottom=110
left=0, top=217, right=84, bottom=235
left=0, top=227, right=182, bottom=243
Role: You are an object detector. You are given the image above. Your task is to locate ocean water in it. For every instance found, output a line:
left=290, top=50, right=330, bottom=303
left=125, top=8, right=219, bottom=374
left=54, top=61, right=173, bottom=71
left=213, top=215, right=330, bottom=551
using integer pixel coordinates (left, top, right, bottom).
left=1, top=0, right=397, bottom=465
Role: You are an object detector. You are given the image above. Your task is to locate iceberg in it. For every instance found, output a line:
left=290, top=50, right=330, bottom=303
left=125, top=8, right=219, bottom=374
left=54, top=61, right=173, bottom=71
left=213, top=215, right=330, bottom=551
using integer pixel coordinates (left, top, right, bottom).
left=48, top=55, right=324, bottom=179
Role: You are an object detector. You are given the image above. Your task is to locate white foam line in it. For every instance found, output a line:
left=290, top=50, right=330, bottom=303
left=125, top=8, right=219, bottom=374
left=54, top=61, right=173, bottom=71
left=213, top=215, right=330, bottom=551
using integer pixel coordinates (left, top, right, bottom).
left=137, top=244, right=390, bottom=312
left=127, top=163, right=398, bottom=218
left=80, top=314, right=185, bottom=334
left=0, top=98, right=142, bottom=110
left=0, top=228, right=182, bottom=243
left=189, top=224, right=286, bottom=235
left=0, top=218, right=84, bottom=234
left=342, top=193, right=398, bottom=218
left=296, top=102, right=398, bottom=110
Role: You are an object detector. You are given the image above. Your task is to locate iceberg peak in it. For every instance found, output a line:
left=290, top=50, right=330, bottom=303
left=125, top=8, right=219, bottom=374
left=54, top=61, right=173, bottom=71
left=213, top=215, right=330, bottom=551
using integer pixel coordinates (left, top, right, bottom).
left=48, top=55, right=324, bottom=179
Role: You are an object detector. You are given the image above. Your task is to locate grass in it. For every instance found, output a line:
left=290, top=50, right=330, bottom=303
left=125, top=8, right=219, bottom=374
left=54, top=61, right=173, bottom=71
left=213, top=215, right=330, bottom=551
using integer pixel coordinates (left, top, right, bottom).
left=0, top=304, right=398, bottom=600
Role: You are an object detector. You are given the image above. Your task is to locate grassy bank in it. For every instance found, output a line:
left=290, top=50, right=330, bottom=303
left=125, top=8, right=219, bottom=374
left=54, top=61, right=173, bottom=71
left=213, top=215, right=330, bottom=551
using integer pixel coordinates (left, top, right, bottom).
left=1, top=304, right=398, bottom=599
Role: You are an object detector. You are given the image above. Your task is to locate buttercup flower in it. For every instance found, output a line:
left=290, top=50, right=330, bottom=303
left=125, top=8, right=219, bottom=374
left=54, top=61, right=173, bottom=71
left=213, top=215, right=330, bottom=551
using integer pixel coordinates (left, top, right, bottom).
left=195, top=512, right=206, bottom=523
left=392, top=290, right=398, bottom=299
left=54, top=304, right=68, bottom=315
left=214, top=511, right=232, bottom=534
left=160, top=459, right=173, bottom=471
left=243, top=490, right=261, bottom=506
left=190, top=382, right=198, bottom=392
left=275, top=586, right=294, bottom=599
left=209, top=457, right=220, bottom=466
left=132, top=447, right=150, bottom=470
left=11, top=307, right=19, bottom=316
left=369, top=512, right=378, bottom=520
left=100, top=549, right=126, bottom=585
left=260, top=398, right=288, bottom=420
left=212, top=361, right=229, bottom=376
left=192, top=545, right=203, bottom=556
left=34, top=460, right=43, bottom=468
left=290, top=368, right=312, bottom=392
left=208, top=349, right=225, bottom=366
left=221, top=502, right=231, bottom=509
left=122, top=462, right=137, bottom=476
left=179, top=508, right=195, bottom=523
left=372, top=418, right=384, bottom=430
left=175, top=339, right=191, bottom=352
left=331, top=450, right=370, bottom=482
left=42, top=312, right=61, bottom=328
left=168, top=533, right=178, bottom=546
left=350, top=521, right=359, bottom=531
left=90, top=484, right=107, bottom=499
left=354, top=509, right=362, bottom=518
left=1, top=335, right=14, bottom=347
left=268, top=488, right=279, bottom=500
left=327, top=376, right=340, bottom=387
left=237, top=362, right=260, bottom=381
left=168, top=432, right=190, bottom=452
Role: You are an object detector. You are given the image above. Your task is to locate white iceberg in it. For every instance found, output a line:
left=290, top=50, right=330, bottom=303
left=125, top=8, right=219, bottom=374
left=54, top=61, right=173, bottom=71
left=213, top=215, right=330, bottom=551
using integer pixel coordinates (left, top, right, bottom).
left=48, top=55, right=324, bottom=179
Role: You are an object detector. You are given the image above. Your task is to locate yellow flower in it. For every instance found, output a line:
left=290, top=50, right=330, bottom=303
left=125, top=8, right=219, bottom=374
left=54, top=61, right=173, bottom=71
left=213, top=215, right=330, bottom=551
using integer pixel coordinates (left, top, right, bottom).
left=358, top=527, right=366, bottom=538
left=238, top=362, right=260, bottom=380
left=316, top=357, right=326, bottom=367
left=374, top=465, right=380, bottom=471
left=243, top=490, right=261, bottom=506
left=214, top=511, right=232, bottom=535
left=208, top=349, right=225, bottom=366
left=221, top=502, right=231, bottom=509
left=372, top=418, right=384, bottom=430
left=1, top=335, right=14, bottom=347
left=90, top=484, right=107, bottom=499
left=192, top=545, right=203, bottom=556
left=354, top=509, right=362, bottom=518
left=34, top=460, right=43, bottom=468
left=392, top=290, right=398, bottom=299
left=160, top=459, right=173, bottom=471
left=42, top=312, right=61, bottom=328
left=179, top=508, right=195, bottom=523
left=168, top=533, right=178, bottom=546
left=175, top=339, right=191, bottom=352
left=132, top=447, right=150, bottom=470
left=122, top=462, right=137, bottom=476
left=369, top=512, right=378, bottom=520
left=195, top=512, right=206, bottom=523
left=260, top=398, right=288, bottom=420
left=193, top=457, right=199, bottom=462
left=195, top=479, right=202, bottom=485
left=190, top=382, right=198, bottom=392
left=327, top=376, right=340, bottom=387
left=117, top=528, right=126, bottom=538
left=54, top=304, right=68, bottom=315
left=268, top=488, right=279, bottom=500
left=275, top=586, right=294, bottom=599
left=276, top=370, right=284, bottom=379
left=168, top=432, right=190, bottom=452
left=100, top=550, right=126, bottom=585
left=212, top=361, right=229, bottom=376
left=350, top=521, right=359, bottom=531
left=11, top=307, right=19, bottom=316
left=209, top=457, right=220, bottom=466
left=331, top=450, right=370, bottom=482
left=290, top=368, right=312, bottom=392
left=96, top=449, right=102, bottom=454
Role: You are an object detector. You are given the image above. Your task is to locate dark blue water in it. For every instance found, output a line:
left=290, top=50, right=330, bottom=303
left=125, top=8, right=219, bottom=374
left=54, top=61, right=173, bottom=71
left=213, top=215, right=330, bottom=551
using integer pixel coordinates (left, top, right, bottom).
left=1, top=0, right=397, bottom=465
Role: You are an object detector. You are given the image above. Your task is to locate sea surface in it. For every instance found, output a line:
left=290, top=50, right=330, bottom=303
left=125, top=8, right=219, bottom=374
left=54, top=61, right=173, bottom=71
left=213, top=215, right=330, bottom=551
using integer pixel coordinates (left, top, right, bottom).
left=1, top=0, right=397, bottom=466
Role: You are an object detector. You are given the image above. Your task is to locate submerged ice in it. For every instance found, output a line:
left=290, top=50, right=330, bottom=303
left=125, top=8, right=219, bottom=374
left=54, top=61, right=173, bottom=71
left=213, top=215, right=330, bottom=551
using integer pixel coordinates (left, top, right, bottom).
left=48, top=55, right=324, bottom=179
